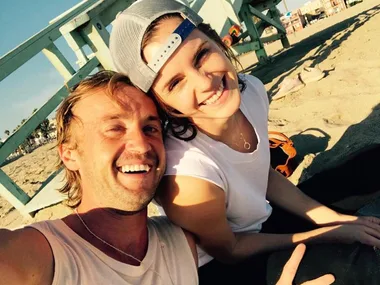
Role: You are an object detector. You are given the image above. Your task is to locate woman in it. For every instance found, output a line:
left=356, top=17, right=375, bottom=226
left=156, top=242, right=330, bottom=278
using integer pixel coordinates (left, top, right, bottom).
left=110, top=0, right=380, bottom=283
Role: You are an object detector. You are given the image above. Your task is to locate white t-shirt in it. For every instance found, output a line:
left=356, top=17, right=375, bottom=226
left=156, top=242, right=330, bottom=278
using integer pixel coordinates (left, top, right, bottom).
left=29, top=216, right=198, bottom=285
left=163, top=74, right=272, bottom=266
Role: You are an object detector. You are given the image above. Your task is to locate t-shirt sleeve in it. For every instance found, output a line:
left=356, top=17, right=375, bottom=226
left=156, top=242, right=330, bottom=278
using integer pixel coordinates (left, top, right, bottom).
left=149, top=216, right=198, bottom=283
left=165, top=148, right=226, bottom=191
left=241, top=74, right=269, bottom=114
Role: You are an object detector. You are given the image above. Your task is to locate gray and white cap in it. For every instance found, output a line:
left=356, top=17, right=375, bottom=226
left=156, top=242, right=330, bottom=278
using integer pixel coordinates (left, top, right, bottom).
left=110, top=0, right=203, bottom=92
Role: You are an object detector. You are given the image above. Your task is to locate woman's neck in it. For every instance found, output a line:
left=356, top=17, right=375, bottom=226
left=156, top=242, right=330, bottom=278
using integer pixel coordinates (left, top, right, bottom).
left=195, top=110, right=241, bottom=143
left=194, top=110, right=257, bottom=153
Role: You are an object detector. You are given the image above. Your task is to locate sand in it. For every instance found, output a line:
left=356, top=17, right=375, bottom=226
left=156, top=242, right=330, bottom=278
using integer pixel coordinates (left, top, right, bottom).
left=241, top=0, right=380, bottom=183
left=1, top=0, right=379, bottom=229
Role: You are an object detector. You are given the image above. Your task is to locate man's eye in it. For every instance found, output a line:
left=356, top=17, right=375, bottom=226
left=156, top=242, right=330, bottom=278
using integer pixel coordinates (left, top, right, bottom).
left=107, top=126, right=125, bottom=132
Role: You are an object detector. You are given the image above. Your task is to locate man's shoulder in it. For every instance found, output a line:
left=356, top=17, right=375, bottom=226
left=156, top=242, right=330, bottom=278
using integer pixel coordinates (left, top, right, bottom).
left=0, top=224, right=53, bottom=258
left=0, top=225, right=54, bottom=285
left=148, top=216, right=198, bottom=267
left=148, top=215, right=176, bottom=230
left=148, top=216, right=186, bottom=242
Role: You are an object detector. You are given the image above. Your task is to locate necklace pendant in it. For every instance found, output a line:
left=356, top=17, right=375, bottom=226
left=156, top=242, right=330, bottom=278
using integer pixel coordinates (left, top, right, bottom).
left=244, top=141, right=251, bottom=150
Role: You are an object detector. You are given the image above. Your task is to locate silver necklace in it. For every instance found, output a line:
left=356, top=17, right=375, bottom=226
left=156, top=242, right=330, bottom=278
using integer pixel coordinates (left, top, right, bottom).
left=74, top=209, right=174, bottom=285
left=234, top=113, right=251, bottom=150
left=74, top=209, right=143, bottom=264
left=238, top=133, right=252, bottom=150
left=74, top=209, right=175, bottom=284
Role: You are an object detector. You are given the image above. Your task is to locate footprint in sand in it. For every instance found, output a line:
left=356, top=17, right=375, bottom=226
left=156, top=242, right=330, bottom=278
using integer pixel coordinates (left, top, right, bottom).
left=322, top=114, right=350, bottom=127
left=268, top=118, right=290, bottom=127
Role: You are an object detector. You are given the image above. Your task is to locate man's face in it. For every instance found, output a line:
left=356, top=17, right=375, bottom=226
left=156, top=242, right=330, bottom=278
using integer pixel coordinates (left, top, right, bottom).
left=65, top=84, right=165, bottom=212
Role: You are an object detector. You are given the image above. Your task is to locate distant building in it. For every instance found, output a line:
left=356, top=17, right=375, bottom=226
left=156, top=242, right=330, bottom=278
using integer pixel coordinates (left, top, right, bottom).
left=49, top=118, right=57, bottom=130
left=300, top=0, right=324, bottom=15
left=280, top=9, right=306, bottom=34
left=321, top=0, right=347, bottom=16
left=1, top=135, right=8, bottom=145
left=299, top=0, right=326, bottom=24
left=48, top=118, right=57, bottom=140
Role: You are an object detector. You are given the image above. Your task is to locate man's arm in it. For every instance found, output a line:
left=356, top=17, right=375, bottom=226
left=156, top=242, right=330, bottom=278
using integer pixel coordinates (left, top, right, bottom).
left=0, top=227, right=54, bottom=285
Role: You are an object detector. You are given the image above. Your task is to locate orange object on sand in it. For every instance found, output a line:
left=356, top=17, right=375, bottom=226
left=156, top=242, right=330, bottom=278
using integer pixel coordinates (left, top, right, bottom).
left=269, top=131, right=297, bottom=177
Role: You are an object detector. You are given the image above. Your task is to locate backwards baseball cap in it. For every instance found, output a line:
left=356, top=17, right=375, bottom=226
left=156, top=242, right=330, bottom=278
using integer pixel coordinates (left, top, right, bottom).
left=110, top=0, right=203, bottom=92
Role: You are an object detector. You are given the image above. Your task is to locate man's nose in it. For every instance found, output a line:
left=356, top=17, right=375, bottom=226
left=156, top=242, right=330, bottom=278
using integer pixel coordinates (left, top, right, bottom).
left=124, top=130, right=152, bottom=154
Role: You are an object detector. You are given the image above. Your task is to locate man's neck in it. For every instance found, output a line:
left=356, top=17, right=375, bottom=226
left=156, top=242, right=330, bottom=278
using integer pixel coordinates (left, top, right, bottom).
left=63, top=206, right=149, bottom=265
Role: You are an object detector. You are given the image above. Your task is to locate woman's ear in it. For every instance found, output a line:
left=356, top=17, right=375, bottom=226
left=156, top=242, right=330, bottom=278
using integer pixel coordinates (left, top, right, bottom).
left=58, top=144, right=80, bottom=171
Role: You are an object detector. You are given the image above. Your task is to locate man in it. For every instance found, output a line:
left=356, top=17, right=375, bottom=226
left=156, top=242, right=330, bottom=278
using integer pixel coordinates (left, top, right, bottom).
left=0, top=71, right=333, bottom=285
left=0, top=71, right=198, bottom=285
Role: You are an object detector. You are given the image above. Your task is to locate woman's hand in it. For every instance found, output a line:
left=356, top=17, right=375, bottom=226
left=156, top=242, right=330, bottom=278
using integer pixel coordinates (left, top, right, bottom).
left=322, top=221, right=380, bottom=247
left=320, top=214, right=380, bottom=246
left=277, top=244, right=335, bottom=285
left=335, top=214, right=380, bottom=227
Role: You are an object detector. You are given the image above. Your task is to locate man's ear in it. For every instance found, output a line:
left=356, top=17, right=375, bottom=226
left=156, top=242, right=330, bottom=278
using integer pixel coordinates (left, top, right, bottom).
left=58, top=144, right=80, bottom=171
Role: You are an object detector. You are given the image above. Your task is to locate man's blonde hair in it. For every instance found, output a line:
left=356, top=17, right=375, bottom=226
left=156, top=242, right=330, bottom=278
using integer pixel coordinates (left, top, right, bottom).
left=56, top=70, right=133, bottom=208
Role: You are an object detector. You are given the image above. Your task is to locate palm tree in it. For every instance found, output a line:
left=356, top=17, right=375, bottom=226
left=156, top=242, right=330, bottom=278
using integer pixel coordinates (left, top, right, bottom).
left=13, top=125, right=20, bottom=133
left=38, top=119, right=50, bottom=139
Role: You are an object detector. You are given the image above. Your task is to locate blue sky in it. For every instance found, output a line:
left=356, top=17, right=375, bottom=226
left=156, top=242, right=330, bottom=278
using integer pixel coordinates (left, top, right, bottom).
left=0, top=0, right=82, bottom=139
left=278, top=0, right=309, bottom=13
left=0, top=0, right=308, bottom=139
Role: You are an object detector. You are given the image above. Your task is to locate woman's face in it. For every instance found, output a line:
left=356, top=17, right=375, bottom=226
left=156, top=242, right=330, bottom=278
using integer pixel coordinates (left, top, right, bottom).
left=142, top=17, right=241, bottom=124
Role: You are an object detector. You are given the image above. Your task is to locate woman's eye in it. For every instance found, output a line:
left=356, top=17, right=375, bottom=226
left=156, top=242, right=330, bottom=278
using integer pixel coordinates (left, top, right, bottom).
left=195, top=48, right=210, bottom=67
left=169, top=78, right=180, bottom=91
left=144, top=125, right=161, bottom=135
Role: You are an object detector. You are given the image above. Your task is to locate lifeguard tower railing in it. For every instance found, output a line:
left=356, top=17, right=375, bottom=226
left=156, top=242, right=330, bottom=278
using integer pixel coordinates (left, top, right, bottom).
left=0, top=0, right=288, bottom=217
left=191, top=0, right=289, bottom=63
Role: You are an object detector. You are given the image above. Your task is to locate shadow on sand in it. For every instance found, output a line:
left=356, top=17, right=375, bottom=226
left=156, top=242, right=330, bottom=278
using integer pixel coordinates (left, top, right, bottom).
left=290, top=128, right=331, bottom=165
left=244, top=4, right=380, bottom=99
left=246, top=4, right=380, bottom=208
left=296, top=103, right=380, bottom=210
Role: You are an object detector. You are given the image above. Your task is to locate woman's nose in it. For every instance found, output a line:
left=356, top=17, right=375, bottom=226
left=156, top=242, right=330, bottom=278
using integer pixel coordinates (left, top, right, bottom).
left=192, top=69, right=214, bottom=93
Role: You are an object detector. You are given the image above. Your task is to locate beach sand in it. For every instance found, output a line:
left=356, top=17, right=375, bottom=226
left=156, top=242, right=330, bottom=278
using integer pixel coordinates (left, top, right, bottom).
left=1, top=0, right=379, bottom=229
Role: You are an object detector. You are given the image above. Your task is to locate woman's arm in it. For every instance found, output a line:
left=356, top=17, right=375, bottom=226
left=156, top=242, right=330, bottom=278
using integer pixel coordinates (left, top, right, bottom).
left=266, top=167, right=345, bottom=226
left=267, top=167, right=380, bottom=226
left=157, top=175, right=380, bottom=263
